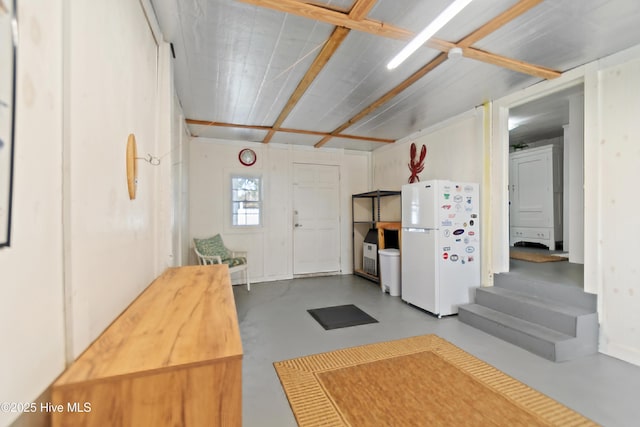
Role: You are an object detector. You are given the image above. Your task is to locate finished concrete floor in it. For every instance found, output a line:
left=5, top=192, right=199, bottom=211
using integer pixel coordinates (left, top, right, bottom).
left=233, top=275, right=640, bottom=427
left=508, top=246, right=584, bottom=288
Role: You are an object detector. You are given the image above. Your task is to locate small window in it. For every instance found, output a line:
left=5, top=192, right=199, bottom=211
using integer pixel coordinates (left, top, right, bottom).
left=231, top=176, right=262, bottom=226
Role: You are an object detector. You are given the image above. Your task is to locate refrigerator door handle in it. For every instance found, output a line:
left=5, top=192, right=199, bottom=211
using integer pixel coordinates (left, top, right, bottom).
left=403, top=227, right=436, bottom=233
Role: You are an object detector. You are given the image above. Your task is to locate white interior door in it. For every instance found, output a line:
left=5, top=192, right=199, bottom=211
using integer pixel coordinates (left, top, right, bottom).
left=293, top=164, right=340, bottom=275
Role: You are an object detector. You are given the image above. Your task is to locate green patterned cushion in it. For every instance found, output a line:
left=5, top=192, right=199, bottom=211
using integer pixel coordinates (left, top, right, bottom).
left=223, top=257, right=247, bottom=267
left=194, top=234, right=231, bottom=260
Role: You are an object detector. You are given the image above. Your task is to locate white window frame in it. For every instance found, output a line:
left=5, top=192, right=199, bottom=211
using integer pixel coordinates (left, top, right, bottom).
left=230, top=174, right=263, bottom=228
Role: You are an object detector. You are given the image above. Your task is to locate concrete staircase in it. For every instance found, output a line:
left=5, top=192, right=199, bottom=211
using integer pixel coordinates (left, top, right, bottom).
left=458, top=273, right=598, bottom=362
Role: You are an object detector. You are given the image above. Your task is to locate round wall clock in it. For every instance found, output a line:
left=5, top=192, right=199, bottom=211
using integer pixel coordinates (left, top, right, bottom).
left=238, top=148, right=257, bottom=166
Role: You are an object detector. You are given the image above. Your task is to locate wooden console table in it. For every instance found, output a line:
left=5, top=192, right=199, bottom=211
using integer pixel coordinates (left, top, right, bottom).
left=52, top=265, right=243, bottom=426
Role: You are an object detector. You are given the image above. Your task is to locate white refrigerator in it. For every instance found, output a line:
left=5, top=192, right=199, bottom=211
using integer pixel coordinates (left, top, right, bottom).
left=401, top=180, right=480, bottom=317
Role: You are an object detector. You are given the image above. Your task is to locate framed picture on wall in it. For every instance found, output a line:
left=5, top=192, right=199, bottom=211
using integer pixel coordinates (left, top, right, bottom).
left=0, top=0, right=17, bottom=248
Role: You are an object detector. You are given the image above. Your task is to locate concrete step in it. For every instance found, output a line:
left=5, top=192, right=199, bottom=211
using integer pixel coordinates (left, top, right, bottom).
left=458, top=304, right=598, bottom=362
left=474, top=286, right=596, bottom=337
left=494, top=273, right=596, bottom=311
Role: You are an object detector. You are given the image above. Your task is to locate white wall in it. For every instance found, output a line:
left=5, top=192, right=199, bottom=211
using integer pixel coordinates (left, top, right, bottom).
left=189, top=139, right=370, bottom=282
left=590, top=55, right=640, bottom=365
left=372, top=111, right=483, bottom=189
left=563, top=93, right=585, bottom=263
left=0, top=2, right=66, bottom=425
left=172, top=94, right=191, bottom=267
left=0, top=1, right=185, bottom=424
left=64, top=0, right=173, bottom=358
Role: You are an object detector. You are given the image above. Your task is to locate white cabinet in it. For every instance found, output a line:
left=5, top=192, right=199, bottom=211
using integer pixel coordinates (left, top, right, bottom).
left=509, top=145, right=563, bottom=250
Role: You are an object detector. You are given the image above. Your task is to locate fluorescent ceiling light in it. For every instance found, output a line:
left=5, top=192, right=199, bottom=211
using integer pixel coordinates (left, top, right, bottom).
left=387, top=0, right=475, bottom=70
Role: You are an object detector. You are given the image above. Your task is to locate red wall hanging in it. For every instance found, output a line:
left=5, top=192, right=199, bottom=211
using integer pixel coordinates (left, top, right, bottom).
left=408, top=142, right=427, bottom=183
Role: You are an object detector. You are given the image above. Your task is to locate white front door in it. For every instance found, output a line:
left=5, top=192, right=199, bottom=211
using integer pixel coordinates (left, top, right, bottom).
left=293, top=164, right=340, bottom=275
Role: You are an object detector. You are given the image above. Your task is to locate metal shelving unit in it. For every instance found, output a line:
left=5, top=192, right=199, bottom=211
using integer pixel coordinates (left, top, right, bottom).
left=352, top=190, right=401, bottom=283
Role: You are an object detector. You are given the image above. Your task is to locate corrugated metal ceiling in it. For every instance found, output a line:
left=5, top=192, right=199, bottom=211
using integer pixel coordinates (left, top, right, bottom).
left=151, top=0, right=640, bottom=151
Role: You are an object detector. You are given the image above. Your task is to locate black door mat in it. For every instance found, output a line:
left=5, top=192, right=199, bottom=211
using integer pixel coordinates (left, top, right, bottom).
left=307, top=304, right=378, bottom=330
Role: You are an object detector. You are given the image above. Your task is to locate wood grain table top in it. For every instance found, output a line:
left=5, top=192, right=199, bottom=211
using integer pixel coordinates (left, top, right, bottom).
left=54, top=265, right=243, bottom=387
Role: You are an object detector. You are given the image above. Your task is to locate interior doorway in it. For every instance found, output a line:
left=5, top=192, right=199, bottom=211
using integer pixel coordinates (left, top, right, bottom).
left=506, top=84, right=585, bottom=287
left=292, top=163, right=341, bottom=275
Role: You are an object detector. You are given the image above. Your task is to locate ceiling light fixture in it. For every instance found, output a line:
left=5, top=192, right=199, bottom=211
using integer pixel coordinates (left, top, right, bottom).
left=447, top=47, right=463, bottom=60
left=387, top=0, right=475, bottom=70
left=508, top=118, right=523, bottom=131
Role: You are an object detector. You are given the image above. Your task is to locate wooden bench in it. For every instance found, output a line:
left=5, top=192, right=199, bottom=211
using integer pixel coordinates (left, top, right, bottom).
left=52, top=265, right=243, bottom=426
